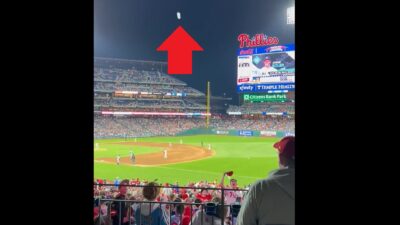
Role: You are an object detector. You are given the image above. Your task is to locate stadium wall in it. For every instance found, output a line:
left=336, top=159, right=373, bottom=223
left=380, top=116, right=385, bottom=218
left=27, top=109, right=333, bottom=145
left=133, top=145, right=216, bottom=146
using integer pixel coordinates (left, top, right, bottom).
left=176, top=128, right=293, bottom=137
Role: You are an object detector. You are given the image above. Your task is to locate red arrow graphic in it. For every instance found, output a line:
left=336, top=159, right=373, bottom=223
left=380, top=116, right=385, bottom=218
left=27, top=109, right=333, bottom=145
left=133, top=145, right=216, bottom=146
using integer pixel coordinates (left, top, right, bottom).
left=157, top=26, right=203, bottom=74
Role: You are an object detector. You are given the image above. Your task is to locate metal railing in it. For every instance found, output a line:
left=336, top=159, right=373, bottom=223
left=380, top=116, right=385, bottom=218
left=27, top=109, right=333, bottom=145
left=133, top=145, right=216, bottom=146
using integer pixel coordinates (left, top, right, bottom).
left=94, top=183, right=248, bottom=225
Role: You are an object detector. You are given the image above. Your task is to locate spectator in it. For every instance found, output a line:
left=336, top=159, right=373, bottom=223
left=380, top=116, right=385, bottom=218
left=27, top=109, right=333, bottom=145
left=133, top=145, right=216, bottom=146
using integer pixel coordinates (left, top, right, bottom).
left=236, top=136, right=295, bottom=225
left=189, top=196, right=228, bottom=225
left=171, top=198, right=185, bottom=225
left=111, top=179, right=131, bottom=225
left=179, top=188, right=189, bottom=201
left=135, top=182, right=169, bottom=225
left=195, top=189, right=212, bottom=203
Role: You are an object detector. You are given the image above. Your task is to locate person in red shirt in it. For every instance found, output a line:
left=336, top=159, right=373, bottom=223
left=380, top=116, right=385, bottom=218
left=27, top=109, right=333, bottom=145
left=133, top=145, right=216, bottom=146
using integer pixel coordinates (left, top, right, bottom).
left=179, top=188, right=189, bottom=200
left=129, top=179, right=135, bottom=186
left=181, top=215, right=191, bottom=225
left=98, top=179, right=104, bottom=190
left=195, top=189, right=212, bottom=203
left=182, top=197, right=203, bottom=225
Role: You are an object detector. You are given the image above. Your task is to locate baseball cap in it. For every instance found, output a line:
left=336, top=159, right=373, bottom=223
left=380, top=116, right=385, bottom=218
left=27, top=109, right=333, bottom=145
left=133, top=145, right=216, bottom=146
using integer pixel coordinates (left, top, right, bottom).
left=273, top=136, right=295, bottom=160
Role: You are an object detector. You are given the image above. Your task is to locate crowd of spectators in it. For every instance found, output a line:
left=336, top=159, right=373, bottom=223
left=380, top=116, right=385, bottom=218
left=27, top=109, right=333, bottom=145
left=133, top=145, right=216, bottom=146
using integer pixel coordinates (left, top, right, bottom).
left=211, top=116, right=294, bottom=132
left=94, top=116, right=294, bottom=138
left=94, top=68, right=185, bottom=85
left=94, top=81, right=203, bottom=95
left=95, top=98, right=205, bottom=109
left=94, top=116, right=205, bottom=138
left=94, top=68, right=204, bottom=96
left=227, top=102, right=294, bottom=114
left=94, top=177, right=249, bottom=225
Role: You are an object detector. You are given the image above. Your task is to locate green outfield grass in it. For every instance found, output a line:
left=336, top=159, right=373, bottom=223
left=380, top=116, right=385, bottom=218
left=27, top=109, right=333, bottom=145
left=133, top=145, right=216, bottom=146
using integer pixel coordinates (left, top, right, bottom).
left=94, top=135, right=280, bottom=186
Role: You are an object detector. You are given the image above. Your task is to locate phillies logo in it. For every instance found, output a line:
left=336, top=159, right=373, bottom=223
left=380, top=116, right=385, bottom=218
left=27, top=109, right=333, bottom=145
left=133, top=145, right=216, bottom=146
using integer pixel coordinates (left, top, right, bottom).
left=238, top=34, right=279, bottom=48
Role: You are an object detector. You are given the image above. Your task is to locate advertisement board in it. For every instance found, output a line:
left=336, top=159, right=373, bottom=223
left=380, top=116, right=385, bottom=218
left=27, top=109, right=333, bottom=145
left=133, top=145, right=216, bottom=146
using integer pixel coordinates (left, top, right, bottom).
left=243, top=93, right=287, bottom=102
left=236, top=34, right=294, bottom=93
left=238, top=130, right=253, bottom=136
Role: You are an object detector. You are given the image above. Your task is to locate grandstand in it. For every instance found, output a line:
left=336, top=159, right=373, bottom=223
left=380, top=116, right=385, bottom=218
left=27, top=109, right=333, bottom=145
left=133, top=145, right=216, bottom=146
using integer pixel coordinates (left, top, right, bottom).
left=94, top=57, right=209, bottom=115
left=94, top=57, right=294, bottom=139
left=227, top=102, right=295, bottom=115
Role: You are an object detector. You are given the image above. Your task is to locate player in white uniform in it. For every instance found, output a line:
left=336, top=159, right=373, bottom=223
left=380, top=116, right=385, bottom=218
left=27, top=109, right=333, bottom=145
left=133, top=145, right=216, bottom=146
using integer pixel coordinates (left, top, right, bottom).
left=163, top=149, right=168, bottom=159
left=208, top=144, right=211, bottom=150
left=116, top=154, right=120, bottom=165
left=95, top=143, right=99, bottom=150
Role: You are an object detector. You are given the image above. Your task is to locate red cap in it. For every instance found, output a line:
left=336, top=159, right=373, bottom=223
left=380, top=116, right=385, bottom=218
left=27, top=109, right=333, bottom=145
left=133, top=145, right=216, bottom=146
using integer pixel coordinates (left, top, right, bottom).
left=273, top=136, right=295, bottom=160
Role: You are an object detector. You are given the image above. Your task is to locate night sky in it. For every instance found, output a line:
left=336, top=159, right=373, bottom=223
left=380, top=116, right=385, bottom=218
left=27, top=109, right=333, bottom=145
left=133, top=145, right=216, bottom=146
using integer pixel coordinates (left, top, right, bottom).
left=94, top=0, right=294, bottom=103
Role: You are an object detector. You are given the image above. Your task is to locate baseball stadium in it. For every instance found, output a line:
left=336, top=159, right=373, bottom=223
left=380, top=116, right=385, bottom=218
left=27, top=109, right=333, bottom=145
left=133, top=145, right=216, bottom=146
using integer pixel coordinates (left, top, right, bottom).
left=94, top=1, right=294, bottom=224
left=94, top=57, right=294, bottom=187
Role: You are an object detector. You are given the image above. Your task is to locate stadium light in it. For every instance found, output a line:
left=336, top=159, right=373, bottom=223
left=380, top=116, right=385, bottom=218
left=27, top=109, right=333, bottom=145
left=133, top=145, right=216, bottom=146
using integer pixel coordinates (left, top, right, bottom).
left=287, top=6, right=294, bottom=24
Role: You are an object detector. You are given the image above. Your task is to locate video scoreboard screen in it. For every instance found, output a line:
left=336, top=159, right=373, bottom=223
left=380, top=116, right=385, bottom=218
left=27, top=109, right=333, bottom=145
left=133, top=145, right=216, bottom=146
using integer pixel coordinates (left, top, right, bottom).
left=236, top=34, right=295, bottom=93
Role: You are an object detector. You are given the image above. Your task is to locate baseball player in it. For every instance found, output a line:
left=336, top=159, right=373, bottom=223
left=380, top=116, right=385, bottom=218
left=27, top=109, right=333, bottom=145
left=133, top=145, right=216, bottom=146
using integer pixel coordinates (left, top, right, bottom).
left=180, top=139, right=183, bottom=144
left=163, top=149, right=168, bottom=159
left=208, top=144, right=211, bottom=150
left=116, top=154, right=120, bottom=165
left=95, top=143, right=99, bottom=150
left=129, top=151, right=135, bottom=164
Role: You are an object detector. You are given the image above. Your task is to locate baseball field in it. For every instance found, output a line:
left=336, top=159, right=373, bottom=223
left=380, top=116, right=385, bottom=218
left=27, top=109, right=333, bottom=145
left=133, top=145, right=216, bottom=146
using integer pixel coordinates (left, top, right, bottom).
left=94, top=135, right=280, bottom=186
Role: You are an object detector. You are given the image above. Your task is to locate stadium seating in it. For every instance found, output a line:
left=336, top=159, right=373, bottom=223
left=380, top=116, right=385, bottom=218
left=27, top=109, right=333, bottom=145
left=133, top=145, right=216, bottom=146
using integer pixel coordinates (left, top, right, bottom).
left=94, top=116, right=294, bottom=138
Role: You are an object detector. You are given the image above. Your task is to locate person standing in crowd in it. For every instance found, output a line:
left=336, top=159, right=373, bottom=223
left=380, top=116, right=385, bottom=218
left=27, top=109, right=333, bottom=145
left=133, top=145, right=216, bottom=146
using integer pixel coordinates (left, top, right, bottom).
left=196, top=189, right=212, bottom=203
left=189, top=197, right=228, bottom=225
left=171, top=198, right=184, bottom=225
left=220, top=172, right=242, bottom=219
left=111, top=179, right=131, bottom=225
left=236, top=136, right=295, bottom=225
left=114, top=177, right=120, bottom=191
left=135, top=182, right=169, bottom=225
